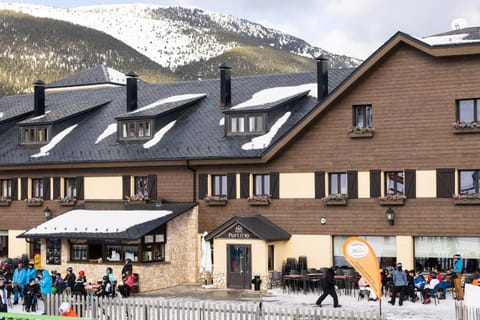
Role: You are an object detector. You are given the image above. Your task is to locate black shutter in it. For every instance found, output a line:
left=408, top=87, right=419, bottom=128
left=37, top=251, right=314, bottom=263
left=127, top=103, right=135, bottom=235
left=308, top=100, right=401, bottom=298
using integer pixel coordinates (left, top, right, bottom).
left=198, top=174, right=208, bottom=199
left=370, top=170, right=381, bottom=198
left=11, top=178, right=18, bottom=200
left=405, top=169, right=416, bottom=198
left=76, top=176, right=84, bottom=200
left=227, top=173, right=236, bottom=199
left=53, top=177, right=60, bottom=200
left=240, top=173, right=249, bottom=199
left=21, top=177, right=28, bottom=200
left=347, top=171, right=358, bottom=199
left=270, top=172, right=279, bottom=199
left=437, top=168, right=455, bottom=198
left=122, top=176, right=131, bottom=199
left=315, top=171, right=325, bottom=199
left=43, top=177, right=50, bottom=200
left=147, top=175, right=157, bottom=200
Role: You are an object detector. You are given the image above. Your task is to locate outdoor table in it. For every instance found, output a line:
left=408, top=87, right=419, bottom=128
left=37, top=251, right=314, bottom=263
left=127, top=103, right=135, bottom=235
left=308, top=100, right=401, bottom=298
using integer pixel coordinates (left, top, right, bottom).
left=283, top=274, right=304, bottom=294
left=305, top=273, right=323, bottom=293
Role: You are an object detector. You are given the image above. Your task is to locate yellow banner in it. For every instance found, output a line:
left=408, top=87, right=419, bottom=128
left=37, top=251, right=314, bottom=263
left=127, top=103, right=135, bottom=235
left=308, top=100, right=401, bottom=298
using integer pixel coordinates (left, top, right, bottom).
left=342, top=237, right=382, bottom=299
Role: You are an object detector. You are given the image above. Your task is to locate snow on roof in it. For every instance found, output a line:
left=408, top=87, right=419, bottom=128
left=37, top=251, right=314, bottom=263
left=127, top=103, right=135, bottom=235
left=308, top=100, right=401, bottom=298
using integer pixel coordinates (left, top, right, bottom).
left=30, top=124, right=78, bottom=158
left=95, top=123, right=117, bottom=144
left=30, top=110, right=51, bottom=121
left=23, top=209, right=173, bottom=236
left=0, top=112, right=3, bottom=120
left=106, top=67, right=127, bottom=84
left=130, top=94, right=207, bottom=114
left=419, top=33, right=480, bottom=46
left=143, top=120, right=176, bottom=149
left=241, top=112, right=291, bottom=150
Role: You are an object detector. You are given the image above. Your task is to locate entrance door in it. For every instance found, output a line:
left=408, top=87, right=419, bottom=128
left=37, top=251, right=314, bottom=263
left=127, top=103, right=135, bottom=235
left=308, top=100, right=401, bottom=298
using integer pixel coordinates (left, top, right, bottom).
left=227, top=244, right=251, bottom=289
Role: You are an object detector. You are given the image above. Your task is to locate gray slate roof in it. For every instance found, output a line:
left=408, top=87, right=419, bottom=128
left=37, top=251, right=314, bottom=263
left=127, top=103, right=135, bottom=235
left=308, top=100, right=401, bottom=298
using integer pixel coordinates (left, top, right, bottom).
left=0, top=67, right=354, bottom=165
left=47, top=64, right=125, bottom=88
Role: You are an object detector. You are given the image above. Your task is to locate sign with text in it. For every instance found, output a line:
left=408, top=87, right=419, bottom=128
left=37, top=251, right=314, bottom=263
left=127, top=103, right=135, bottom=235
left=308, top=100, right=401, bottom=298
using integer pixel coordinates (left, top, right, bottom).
left=219, top=224, right=257, bottom=239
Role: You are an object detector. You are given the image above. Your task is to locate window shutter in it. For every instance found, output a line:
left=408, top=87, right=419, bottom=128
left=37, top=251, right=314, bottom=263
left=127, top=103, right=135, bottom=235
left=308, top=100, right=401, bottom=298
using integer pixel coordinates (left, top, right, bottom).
left=370, top=170, right=381, bottom=198
left=315, top=171, right=325, bottom=199
left=405, top=169, right=416, bottom=198
left=437, top=168, right=455, bottom=198
left=270, top=172, right=279, bottom=199
left=198, top=174, right=208, bottom=199
left=147, top=175, right=157, bottom=200
left=227, top=173, right=236, bottom=199
left=53, top=177, right=60, bottom=200
left=122, top=176, right=131, bottom=199
left=240, top=173, right=249, bottom=199
left=76, top=176, right=84, bottom=200
left=347, top=171, right=358, bottom=199
left=11, top=178, right=18, bottom=200
left=21, top=177, right=28, bottom=200
left=43, top=177, right=50, bottom=200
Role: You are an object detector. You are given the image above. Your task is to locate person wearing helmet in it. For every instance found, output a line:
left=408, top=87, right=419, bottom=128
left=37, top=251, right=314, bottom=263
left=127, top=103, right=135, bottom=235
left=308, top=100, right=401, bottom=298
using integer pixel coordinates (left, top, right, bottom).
left=63, top=267, right=76, bottom=295
left=0, top=276, right=8, bottom=313
left=59, top=301, right=78, bottom=317
left=95, top=275, right=112, bottom=298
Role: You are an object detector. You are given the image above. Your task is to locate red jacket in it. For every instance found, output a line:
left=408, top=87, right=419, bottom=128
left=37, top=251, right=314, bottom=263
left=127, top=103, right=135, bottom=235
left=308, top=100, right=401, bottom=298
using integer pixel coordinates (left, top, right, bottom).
left=61, top=308, right=78, bottom=317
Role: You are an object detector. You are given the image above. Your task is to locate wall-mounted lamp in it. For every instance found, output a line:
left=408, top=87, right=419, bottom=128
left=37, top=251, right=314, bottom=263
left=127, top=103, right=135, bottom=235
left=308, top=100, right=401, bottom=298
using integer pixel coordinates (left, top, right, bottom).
left=44, top=207, right=52, bottom=220
left=386, top=207, right=394, bottom=225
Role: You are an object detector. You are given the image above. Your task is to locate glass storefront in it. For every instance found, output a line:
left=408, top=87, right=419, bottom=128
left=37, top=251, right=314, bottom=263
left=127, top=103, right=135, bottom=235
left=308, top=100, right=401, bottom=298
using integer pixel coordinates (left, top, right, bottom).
left=334, top=236, right=397, bottom=268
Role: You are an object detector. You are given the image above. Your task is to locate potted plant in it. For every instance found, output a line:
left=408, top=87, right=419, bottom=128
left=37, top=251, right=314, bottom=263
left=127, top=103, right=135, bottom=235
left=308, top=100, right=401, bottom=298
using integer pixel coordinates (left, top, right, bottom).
left=452, top=193, right=480, bottom=205
left=0, top=197, right=11, bottom=207
left=125, top=194, right=150, bottom=204
left=348, top=126, right=375, bottom=138
left=57, top=196, right=78, bottom=206
left=452, top=121, right=480, bottom=133
left=378, top=194, right=406, bottom=206
left=204, top=195, right=228, bottom=206
left=247, top=194, right=272, bottom=206
left=25, top=197, right=43, bottom=207
left=321, top=193, right=348, bottom=205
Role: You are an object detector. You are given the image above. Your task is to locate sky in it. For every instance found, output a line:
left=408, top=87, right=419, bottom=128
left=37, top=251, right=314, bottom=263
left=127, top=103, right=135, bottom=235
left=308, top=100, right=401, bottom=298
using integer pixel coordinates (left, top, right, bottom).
left=4, top=0, right=480, bottom=59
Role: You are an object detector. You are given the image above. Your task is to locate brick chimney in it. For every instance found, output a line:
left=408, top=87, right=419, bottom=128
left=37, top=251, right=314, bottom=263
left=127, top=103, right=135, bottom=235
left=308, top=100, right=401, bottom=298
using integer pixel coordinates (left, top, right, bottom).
left=33, top=80, right=46, bottom=116
left=315, top=56, right=329, bottom=101
left=219, top=63, right=231, bottom=108
left=126, top=71, right=138, bottom=112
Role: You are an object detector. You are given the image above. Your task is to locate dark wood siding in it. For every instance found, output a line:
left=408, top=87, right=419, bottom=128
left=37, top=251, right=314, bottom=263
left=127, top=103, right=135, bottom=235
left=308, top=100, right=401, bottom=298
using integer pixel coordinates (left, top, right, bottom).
left=315, top=171, right=325, bottom=199
left=227, top=173, right=236, bottom=199
left=270, top=172, right=279, bottom=199
left=240, top=173, right=249, bottom=199
left=370, top=170, right=381, bottom=198
left=198, top=174, right=208, bottom=199
left=347, top=171, right=358, bottom=199
left=405, top=169, right=416, bottom=198
left=437, top=169, right=455, bottom=198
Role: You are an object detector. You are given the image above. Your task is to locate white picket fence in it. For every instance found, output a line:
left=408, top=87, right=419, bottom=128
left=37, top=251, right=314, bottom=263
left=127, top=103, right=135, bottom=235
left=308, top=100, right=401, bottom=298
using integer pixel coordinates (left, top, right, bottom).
left=46, top=293, right=385, bottom=320
left=455, top=301, right=480, bottom=320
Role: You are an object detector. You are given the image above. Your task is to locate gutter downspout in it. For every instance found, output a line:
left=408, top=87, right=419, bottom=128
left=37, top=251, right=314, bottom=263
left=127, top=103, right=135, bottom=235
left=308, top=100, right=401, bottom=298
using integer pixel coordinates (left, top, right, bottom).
left=186, top=160, right=197, bottom=202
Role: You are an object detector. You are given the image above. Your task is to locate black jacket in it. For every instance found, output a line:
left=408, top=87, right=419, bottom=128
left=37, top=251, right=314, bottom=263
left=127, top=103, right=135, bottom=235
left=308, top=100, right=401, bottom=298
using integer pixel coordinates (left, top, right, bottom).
left=322, top=269, right=335, bottom=290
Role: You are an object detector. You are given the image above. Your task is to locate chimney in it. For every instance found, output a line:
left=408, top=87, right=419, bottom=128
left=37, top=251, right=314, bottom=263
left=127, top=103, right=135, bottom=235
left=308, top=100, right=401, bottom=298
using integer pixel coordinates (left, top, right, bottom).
left=33, top=80, right=46, bottom=116
left=126, top=71, right=138, bottom=112
left=315, top=55, right=329, bottom=101
left=219, top=63, right=231, bottom=108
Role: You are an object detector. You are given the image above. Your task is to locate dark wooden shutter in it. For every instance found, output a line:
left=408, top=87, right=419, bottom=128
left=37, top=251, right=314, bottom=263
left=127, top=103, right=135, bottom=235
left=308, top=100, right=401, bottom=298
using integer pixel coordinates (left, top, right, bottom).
left=21, top=177, right=28, bottom=200
left=240, top=173, right=249, bottom=199
left=122, top=176, right=131, bottom=199
left=53, top=177, right=60, bottom=200
left=315, top=171, right=325, bottom=199
left=270, top=172, right=279, bottom=199
left=11, top=178, right=18, bottom=200
left=43, top=177, right=50, bottom=200
left=76, top=176, right=84, bottom=200
left=227, top=173, right=236, bottom=199
left=147, top=175, right=157, bottom=200
left=347, top=171, right=358, bottom=199
left=198, top=174, right=208, bottom=199
left=405, top=169, right=416, bottom=198
left=370, top=170, right=381, bottom=198
left=437, top=168, right=455, bottom=198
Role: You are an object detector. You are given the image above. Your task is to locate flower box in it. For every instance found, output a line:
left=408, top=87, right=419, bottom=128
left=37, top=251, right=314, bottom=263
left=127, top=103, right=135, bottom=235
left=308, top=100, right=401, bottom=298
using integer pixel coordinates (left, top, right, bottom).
left=26, top=201, right=43, bottom=207
left=125, top=194, right=150, bottom=204
left=60, top=201, right=77, bottom=206
left=348, top=131, right=374, bottom=138
left=453, top=199, right=480, bottom=205
left=325, top=199, right=348, bottom=206
left=379, top=199, right=404, bottom=206
left=453, top=127, right=480, bottom=134
left=322, top=193, right=348, bottom=205
left=453, top=193, right=480, bottom=205
left=57, top=197, right=77, bottom=206
left=204, top=196, right=228, bottom=206
left=452, top=121, right=480, bottom=133
left=248, top=195, right=272, bottom=206
left=0, top=200, right=11, bottom=207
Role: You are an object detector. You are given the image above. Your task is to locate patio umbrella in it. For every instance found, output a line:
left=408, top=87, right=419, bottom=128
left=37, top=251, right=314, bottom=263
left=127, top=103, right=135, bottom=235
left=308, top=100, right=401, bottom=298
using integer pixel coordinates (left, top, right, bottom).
left=200, top=231, right=212, bottom=274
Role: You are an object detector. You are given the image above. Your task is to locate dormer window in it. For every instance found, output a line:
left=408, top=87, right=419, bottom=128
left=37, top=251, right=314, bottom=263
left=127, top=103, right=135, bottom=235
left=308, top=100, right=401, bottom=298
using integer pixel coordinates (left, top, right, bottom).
left=227, top=113, right=265, bottom=135
left=119, top=120, right=152, bottom=140
left=20, top=126, right=50, bottom=144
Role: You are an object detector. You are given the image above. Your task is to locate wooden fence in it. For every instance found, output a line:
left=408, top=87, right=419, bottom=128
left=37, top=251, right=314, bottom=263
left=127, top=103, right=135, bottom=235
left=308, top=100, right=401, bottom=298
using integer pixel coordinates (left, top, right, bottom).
left=455, top=301, right=480, bottom=320
left=45, top=293, right=385, bottom=320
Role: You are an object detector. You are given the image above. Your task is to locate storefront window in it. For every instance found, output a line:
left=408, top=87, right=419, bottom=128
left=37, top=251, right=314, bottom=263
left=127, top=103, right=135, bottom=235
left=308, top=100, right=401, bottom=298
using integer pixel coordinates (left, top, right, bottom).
left=142, top=226, right=166, bottom=262
left=334, top=236, right=396, bottom=268
left=0, top=231, right=8, bottom=258
left=70, top=240, right=140, bottom=262
left=46, top=239, right=61, bottom=265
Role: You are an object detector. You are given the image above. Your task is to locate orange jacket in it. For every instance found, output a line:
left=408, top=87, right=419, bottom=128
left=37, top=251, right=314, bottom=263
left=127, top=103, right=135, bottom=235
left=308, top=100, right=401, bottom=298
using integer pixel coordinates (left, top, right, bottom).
left=61, top=308, right=79, bottom=317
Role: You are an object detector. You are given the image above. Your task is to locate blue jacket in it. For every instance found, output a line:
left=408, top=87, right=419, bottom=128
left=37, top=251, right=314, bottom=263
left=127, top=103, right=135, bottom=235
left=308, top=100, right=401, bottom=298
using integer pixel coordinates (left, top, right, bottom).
left=39, top=270, right=52, bottom=295
left=27, top=267, right=37, bottom=284
left=453, top=258, right=463, bottom=274
left=413, top=275, right=425, bottom=289
left=12, top=268, right=26, bottom=285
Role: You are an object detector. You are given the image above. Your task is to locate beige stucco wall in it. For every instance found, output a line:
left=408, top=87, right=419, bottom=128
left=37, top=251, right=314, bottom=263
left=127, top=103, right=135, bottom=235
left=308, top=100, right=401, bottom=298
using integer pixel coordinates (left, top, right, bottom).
left=8, top=230, right=29, bottom=258
left=396, top=236, right=414, bottom=271
left=416, top=170, right=436, bottom=198
left=236, top=173, right=241, bottom=199
left=279, top=173, right=315, bottom=198
left=84, top=176, right=122, bottom=200
left=282, top=235, right=333, bottom=269
left=358, top=171, right=370, bottom=198
left=207, top=174, right=212, bottom=196
left=17, top=178, right=21, bottom=200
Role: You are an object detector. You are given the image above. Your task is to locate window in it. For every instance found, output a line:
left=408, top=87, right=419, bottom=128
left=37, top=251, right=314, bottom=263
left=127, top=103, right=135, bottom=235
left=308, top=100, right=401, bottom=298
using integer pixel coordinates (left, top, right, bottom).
left=20, top=126, right=49, bottom=144
left=457, top=99, right=480, bottom=122
left=64, top=178, right=77, bottom=198
left=135, top=176, right=149, bottom=197
left=353, top=105, right=373, bottom=128
left=268, top=245, right=274, bottom=271
left=0, top=180, right=11, bottom=198
left=70, top=239, right=141, bottom=262
left=46, top=239, right=61, bottom=265
left=248, top=115, right=264, bottom=133
left=230, top=116, right=245, bottom=133
left=253, top=174, right=270, bottom=196
left=385, top=171, right=404, bottom=195
left=31, top=178, right=44, bottom=198
left=459, top=170, right=480, bottom=194
left=119, top=120, right=152, bottom=139
left=329, top=173, right=347, bottom=194
left=227, top=114, right=266, bottom=135
left=212, top=175, right=227, bottom=196
left=142, top=227, right=166, bottom=262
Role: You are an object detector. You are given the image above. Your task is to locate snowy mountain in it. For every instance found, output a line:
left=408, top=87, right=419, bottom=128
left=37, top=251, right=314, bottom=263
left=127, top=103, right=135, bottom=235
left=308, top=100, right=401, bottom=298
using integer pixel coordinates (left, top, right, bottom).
left=0, top=2, right=362, bottom=71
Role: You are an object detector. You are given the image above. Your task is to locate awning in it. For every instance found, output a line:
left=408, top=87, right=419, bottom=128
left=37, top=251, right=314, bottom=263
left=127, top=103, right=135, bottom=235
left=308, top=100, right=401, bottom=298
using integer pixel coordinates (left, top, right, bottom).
left=18, top=201, right=196, bottom=240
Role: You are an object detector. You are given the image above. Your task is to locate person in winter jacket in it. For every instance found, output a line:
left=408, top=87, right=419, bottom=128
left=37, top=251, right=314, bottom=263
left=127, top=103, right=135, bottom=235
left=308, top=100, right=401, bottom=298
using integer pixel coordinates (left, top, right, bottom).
left=12, top=262, right=26, bottom=304
left=315, top=267, right=341, bottom=308
left=63, top=267, right=76, bottom=295
left=95, top=275, right=113, bottom=298
left=422, top=272, right=440, bottom=304
left=389, top=263, right=407, bottom=306
left=39, top=269, right=52, bottom=306
left=23, top=278, right=40, bottom=312
left=27, top=264, right=37, bottom=285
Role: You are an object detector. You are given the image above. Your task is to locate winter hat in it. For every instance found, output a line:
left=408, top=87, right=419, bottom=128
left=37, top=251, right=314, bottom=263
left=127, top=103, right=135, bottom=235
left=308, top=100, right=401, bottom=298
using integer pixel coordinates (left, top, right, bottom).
left=59, top=302, right=71, bottom=313
left=67, top=267, right=73, bottom=272
left=79, top=270, right=85, bottom=276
